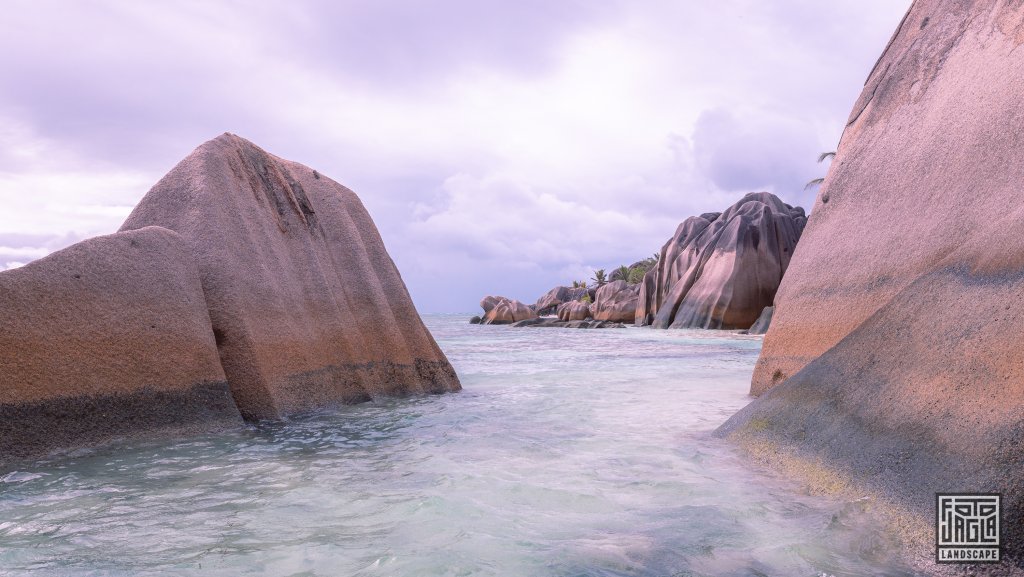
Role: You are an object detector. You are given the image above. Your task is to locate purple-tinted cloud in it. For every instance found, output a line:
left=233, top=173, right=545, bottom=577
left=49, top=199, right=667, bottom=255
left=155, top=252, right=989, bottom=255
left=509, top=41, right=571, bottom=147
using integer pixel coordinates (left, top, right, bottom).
left=0, top=0, right=911, bottom=312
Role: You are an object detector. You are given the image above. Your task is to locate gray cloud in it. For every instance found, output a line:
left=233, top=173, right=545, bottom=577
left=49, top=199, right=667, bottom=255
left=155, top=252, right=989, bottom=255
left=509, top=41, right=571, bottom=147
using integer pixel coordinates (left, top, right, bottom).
left=692, top=108, right=822, bottom=203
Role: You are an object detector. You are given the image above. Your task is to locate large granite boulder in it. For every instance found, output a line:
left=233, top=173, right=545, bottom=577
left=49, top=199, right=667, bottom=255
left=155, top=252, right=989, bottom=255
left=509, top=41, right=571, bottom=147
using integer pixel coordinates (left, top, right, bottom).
left=591, top=280, right=639, bottom=323
left=720, top=1, right=1024, bottom=566
left=557, top=300, right=591, bottom=322
left=121, top=134, right=460, bottom=420
left=535, top=286, right=593, bottom=315
left=637, top=192, right=805, bottom=329
left=479, top=296, right=537, bottom=325
left=0, top=227, right=240, bottom=461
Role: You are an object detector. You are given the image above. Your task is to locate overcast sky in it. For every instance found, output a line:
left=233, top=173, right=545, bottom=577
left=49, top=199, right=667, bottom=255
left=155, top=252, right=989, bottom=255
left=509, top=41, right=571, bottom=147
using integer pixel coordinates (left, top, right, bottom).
left=0, top=0, right=910, bottom=312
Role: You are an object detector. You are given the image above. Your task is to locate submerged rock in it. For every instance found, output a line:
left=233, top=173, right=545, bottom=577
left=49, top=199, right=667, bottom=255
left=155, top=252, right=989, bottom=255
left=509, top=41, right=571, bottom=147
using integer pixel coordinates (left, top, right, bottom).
left=121, top=134, right=460, bottom=420
left=721, top=1, right=1024, bottom=564
left=0, top=227, right=240, bottom=460
left=591, top=280, right=639, bottom=323
left=637, top=192, right=805, bottom=329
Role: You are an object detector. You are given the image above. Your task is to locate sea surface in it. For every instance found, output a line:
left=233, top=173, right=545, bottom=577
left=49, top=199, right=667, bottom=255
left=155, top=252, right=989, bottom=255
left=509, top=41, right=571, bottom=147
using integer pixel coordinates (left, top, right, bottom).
left=0, top=314, right=919, bottom=577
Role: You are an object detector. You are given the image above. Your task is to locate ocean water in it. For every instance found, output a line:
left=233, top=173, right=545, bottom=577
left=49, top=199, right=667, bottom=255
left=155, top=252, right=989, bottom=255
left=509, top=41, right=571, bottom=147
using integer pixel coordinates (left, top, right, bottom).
left=0, top=314, right=919, bottom=577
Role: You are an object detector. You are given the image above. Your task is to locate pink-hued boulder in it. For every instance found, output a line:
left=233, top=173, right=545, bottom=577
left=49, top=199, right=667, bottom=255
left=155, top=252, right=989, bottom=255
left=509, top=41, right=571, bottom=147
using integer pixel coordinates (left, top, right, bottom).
left=720, top=1, right=1024, bottom=565
left=637, top=192, right=805, bottom=329
left=590, top=280, right=639, bottom=323
left=480, top=296, right=537, bottom=324
left=0, top=227, right=239, bottom=460
left=557, top=300, right=591, bottom=322
left=121, top=134, right=460, bottom=420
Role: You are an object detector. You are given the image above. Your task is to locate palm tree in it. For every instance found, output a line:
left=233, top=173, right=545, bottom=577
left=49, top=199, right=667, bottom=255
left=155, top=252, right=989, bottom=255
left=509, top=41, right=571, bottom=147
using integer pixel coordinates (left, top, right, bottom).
left=591, top=269, right=607, bottom=287
left=613, top=265, right=631, bottom=282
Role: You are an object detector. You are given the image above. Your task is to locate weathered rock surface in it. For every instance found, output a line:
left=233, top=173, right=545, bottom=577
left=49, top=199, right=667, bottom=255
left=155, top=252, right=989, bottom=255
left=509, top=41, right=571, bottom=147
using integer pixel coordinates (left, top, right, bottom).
left=557, top=300, right=591, bottom=322
left=0, top=227, right=240, bottom=460
left=637, top=192, right=805, bottom=330
left=510, top=318, right=625, bottom=329
left=480, top=296, right=500, bottom=315
left=745, top=306, right=773, bottom=335
left=121, top=134, right=460, bottom=420
left=721, top=1, right=1024, bottom=566
left=478, top=296, right=537, bottom=325
left=535, top=286, right=593, bottom=315
left=591, top=280, right=639, bottom=323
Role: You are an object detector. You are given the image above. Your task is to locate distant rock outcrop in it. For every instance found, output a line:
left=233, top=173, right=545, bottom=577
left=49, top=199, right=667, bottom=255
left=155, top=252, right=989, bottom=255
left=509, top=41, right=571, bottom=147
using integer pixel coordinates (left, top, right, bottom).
left=535, top=286, right=593, bottom=315
left=557, top=300, right=591, bottom=322
left=591, top=280, right=639, bottom=323
left=637, top=192, right=805, bottom=330
left=121, top=134, right=460, bottom=420
left=0, top=227, right=240, bottom=460
left=479, top=296, right=537, bottom=325
left=720, top=0, right=1024, bottom=565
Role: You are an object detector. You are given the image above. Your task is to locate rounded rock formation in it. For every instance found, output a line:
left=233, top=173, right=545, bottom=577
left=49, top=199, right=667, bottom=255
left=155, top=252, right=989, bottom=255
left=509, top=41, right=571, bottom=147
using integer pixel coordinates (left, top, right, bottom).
left=479, top=296, right=537, bottom=325
left=557, top=300, right=591, bottom=322
left=637, top=192, right=805, bottom=330
left=590, top=280, right=639, bottom=323
left=121, top=134, right=460, bottom=420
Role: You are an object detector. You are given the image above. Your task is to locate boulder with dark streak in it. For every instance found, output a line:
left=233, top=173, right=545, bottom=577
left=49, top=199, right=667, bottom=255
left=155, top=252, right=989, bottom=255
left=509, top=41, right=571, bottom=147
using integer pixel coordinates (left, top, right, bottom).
left=121, top=134, right=461, bottom=420
left=637, top=192, right=805, bottom=329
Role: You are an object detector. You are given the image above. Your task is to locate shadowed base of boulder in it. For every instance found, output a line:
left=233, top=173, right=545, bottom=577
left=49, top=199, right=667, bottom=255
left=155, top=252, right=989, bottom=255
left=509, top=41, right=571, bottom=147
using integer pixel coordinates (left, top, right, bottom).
left=268, top=359, right=462, bottom=419
left=716, top=428, right=956, bottom=574
left=0, top=381, right=240, bottom=463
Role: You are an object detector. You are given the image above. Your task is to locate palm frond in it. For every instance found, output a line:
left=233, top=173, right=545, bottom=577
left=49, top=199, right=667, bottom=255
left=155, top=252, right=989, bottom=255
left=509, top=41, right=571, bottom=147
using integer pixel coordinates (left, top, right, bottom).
left=817, top=151, right=836, bottom=163
left=804, top=177, right=825, bottom=190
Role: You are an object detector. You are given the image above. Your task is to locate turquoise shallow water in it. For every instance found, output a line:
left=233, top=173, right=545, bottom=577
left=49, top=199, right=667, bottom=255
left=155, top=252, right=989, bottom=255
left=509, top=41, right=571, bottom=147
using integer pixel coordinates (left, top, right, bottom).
left=0, top=314, right=919, bottom=576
